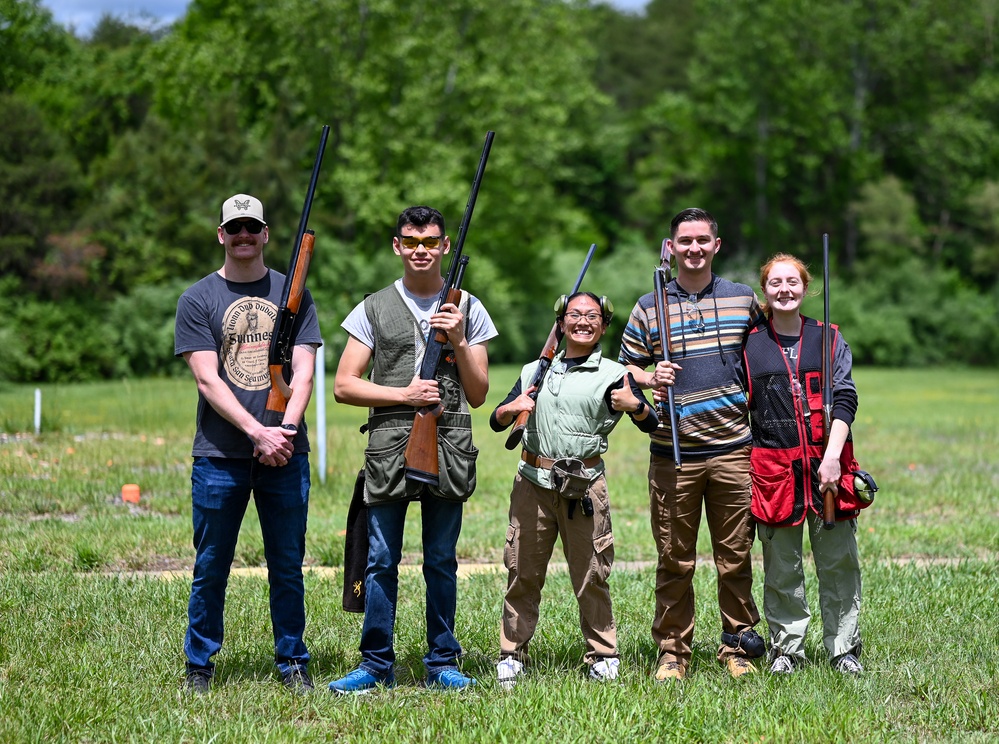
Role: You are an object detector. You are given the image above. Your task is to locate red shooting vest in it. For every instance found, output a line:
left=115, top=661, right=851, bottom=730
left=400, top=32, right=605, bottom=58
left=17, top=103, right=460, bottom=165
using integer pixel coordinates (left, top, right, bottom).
left=744, top=318, right=865, bottom=527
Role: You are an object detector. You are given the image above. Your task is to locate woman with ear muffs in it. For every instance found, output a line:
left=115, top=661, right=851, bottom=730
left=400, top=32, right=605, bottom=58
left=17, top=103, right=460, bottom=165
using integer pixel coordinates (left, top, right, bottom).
left=489, top=291, right=658, bottom=689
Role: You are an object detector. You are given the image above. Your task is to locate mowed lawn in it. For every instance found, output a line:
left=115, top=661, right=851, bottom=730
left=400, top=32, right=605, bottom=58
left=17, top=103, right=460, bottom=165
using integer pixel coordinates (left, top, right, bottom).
left=0, top=366, right=997, bottom=742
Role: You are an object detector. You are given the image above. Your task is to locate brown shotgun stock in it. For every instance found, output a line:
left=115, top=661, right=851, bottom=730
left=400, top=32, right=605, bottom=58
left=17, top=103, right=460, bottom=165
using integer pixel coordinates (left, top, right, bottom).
left=404, top=131, right=493, bottom=487
left=403, top=281, right=465, bottom=484
left=262, top=124, right=329, bottom=427
left=265, top=230, right=315, bottom=419
left=505, top=323, right=561, bottom=449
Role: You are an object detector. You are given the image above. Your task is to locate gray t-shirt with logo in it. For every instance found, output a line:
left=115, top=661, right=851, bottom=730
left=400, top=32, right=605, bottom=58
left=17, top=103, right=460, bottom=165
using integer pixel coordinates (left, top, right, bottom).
left=175, top=269, right=323, bottom=458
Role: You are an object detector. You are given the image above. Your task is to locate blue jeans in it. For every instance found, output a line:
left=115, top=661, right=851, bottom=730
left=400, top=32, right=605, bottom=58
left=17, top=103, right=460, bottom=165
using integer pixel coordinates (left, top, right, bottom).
left=359, top=495, right=464, bottom=678
left=185, top=455, right=310, bottom=675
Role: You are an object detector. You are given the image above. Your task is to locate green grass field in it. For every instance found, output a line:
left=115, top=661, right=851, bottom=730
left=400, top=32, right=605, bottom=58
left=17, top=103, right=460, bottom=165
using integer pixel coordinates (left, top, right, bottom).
left=1, top=366, right=997, bottom=742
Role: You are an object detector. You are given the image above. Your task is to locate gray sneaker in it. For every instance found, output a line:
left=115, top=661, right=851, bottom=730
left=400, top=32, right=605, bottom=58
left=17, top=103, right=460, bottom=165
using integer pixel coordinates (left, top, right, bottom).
left=281, top=665, right=314, bottom=694
left=832, top=653, right=863, bottom=675
left=770, top=655, right=797, bottom=674
left=184, top=668, right=212, bottom=694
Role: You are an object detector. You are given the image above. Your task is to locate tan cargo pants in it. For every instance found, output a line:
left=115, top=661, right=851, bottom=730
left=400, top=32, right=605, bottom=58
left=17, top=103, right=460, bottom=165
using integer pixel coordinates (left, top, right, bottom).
left=649, top=446, right=760, bottom=670
left=499, top=472, right=617, bottom=664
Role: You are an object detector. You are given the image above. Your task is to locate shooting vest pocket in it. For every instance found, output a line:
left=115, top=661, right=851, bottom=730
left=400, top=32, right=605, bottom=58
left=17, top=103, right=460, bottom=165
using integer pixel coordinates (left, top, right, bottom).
left=363, top=426, right=419, bottom=504
left=749, top=451, right=795, bottom=525
left=432, top=434, right=478, bottom=502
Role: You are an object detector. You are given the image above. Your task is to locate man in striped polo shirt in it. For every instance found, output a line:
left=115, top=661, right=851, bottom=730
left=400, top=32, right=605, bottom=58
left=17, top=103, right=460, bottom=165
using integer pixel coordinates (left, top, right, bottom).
left=619, top=208, right=766, bottom=681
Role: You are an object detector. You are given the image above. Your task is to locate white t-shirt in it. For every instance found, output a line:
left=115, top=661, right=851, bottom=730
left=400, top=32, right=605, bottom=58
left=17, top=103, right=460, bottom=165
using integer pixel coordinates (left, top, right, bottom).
left=341, top=278, right=498, bottom=352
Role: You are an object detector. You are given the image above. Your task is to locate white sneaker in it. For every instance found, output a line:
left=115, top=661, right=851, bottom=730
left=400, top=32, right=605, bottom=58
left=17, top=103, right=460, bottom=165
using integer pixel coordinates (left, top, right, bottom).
left=833, top=653, right=863, bottom=675
left=497, top=657, right=524, bottom=690
left=770, top=655, right=797, bottom=674
left=589, top=657, right=620, bottom=682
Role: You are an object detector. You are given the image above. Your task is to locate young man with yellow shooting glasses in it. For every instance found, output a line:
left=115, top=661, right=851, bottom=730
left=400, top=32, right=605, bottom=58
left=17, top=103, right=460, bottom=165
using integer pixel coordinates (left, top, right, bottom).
left=329, top=206, right=497, bottom=694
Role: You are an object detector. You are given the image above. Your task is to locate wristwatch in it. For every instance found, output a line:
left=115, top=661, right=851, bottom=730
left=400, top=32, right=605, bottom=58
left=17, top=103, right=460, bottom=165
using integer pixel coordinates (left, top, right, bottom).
left=280, top=423, right=298, bottom=432
left=632, top=400, right=646, bottom=416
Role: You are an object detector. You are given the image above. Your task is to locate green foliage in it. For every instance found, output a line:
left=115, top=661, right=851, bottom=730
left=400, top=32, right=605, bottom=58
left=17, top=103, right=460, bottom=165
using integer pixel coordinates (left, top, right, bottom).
left=0, top=0, right=76, bottom=93
left=1, top=0, right=999, bottom=378
left=106, top=280, right=190, bottom=378
left=0, top=93, right=83, bottom=285
left=835, top=260, right=999, bottom=366
left=966, top=179, right=999, bottom=281
left=0, top=299, right=116, bottom=382
left=836, top=175, right=999, bottom=365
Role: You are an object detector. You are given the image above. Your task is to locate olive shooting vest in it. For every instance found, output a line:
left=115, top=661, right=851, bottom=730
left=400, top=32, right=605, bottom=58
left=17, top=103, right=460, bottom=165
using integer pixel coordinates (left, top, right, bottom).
left=519, top=345, right=625, bottom=490
left=361, top=285, right=478, bottom=504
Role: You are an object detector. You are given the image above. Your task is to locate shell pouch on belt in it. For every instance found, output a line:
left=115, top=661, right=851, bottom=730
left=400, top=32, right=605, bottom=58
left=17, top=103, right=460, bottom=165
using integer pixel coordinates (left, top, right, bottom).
left=551, top=457, right=592, bottom=498
left=551, top=457, right=596, bottom=518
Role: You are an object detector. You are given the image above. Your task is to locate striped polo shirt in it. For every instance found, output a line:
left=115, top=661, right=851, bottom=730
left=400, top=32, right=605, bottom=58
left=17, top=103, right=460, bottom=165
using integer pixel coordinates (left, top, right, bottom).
left=618, top=274, right=764, bottom=460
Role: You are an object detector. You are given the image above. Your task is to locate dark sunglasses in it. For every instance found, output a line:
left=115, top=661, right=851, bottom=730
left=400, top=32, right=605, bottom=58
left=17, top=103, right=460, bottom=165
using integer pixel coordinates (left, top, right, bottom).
left=398, top=235, right=443, bottom=250
left=223, top=220, right=265, bottom=235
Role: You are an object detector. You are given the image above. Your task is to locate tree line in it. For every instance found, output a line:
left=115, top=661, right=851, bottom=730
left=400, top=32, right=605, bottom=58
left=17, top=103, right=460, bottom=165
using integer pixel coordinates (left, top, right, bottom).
left=1, top=0, right=997, bottom=383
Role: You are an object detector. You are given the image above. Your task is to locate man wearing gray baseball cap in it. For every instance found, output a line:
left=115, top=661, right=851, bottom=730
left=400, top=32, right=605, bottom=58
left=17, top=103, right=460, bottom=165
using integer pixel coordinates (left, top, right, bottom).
left=174, top=192, right=322, bottom=694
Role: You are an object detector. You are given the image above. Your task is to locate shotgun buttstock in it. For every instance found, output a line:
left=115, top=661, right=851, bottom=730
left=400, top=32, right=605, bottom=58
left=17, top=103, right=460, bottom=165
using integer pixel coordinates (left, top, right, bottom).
left=505, top=412, right=529, bottom=450
left=405, top=407, right=442, bottom=486
left=822, top=486, right=836, bottom=529
left=263, top=364, right=292, bottom=427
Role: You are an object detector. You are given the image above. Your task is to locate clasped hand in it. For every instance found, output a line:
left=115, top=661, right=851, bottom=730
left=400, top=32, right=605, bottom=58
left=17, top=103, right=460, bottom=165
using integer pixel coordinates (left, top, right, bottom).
left=253, top=427, right=296, bottom=467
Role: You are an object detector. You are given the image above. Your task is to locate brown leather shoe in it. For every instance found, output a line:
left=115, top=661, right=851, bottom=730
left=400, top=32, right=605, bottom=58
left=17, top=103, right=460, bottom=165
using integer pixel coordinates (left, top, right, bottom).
left=725, top=656, right=757, bottom=678
left=654, top=659, right=686, bottom=682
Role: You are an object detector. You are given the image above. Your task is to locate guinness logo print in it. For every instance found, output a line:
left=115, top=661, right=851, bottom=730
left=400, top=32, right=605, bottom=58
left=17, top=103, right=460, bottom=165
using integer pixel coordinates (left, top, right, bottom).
left=221, top=297, right=278, bottom=391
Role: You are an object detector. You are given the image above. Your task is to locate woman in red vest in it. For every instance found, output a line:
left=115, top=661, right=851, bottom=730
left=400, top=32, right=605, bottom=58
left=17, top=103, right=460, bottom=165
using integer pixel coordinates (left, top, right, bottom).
left=743, top=254, right=866, bottom=675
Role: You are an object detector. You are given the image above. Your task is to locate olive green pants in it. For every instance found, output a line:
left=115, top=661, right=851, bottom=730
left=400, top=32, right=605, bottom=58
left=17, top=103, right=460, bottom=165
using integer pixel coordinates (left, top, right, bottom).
left=759, top=513, right=862, bottom=661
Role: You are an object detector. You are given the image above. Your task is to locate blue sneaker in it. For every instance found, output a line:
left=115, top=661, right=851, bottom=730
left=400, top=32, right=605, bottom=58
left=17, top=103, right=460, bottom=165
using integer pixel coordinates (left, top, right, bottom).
left=328, top=667, right=394, bottom=696
left=426, top=668, right=477, bottom=690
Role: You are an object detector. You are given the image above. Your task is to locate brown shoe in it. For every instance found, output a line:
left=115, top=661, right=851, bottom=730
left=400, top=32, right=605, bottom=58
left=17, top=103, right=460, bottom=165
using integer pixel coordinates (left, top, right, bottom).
left=725, top=656, right=757, bottom=679
left=654, top=659, right=686, bottom=682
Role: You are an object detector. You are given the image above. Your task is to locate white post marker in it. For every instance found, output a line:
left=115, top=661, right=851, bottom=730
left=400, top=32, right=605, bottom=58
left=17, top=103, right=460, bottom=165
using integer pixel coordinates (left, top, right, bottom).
left=315, top=349, right=327, bottom=484
left=34, top=388, right=41, bottom=435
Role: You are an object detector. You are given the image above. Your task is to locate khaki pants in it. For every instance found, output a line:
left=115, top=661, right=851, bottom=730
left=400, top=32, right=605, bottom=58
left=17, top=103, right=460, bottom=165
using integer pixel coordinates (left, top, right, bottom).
left=649, top=446, right=759, bottom=669
left=759, top=514, right=861, bottom=661
left=500, top=472, right=617, bottom=664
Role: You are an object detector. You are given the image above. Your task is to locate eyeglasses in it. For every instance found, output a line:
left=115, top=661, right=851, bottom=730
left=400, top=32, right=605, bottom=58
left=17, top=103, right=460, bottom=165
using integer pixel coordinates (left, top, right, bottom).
left=564, top=311, right=602, bottom=323
left=223, top=220, right=265, bottom=235
left=398, top=235, right=443, bottom=250
left=685, top=298, right=705, bottom=332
